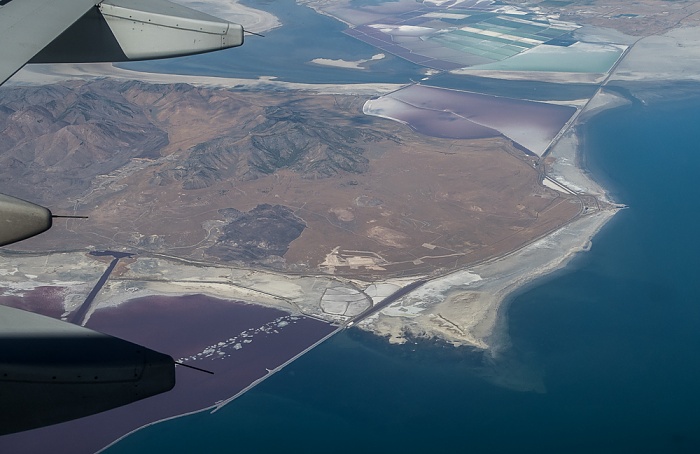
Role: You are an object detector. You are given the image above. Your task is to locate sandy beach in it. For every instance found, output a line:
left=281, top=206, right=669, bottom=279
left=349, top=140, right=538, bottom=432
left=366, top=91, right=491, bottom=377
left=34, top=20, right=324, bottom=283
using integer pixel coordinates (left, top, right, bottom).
left=358, top=209, right=618, bottom=352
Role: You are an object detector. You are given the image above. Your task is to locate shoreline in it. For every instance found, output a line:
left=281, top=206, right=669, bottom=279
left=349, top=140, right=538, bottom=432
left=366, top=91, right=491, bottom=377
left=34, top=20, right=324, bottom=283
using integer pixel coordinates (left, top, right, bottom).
left=356, top=84, right=629, bottom=354
left=5, top=63, right=626, bottom=356
left=357, top=209, right=619, bottom=353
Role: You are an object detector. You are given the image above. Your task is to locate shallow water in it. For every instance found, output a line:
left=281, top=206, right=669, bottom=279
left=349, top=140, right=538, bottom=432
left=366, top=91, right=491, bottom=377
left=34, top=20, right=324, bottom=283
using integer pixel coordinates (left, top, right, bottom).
left=118, top=0, right=426, bottom=84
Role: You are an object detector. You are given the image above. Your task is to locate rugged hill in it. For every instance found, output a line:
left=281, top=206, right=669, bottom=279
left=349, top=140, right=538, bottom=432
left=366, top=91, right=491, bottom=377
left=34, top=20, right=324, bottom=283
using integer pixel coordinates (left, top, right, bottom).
left=0, top=79, right=579, bottom=278
left=0, top=81, right=168, bottom=201
left=0, top=80, right=390, bottom=200
left=151, top=97, right=385, bottom=190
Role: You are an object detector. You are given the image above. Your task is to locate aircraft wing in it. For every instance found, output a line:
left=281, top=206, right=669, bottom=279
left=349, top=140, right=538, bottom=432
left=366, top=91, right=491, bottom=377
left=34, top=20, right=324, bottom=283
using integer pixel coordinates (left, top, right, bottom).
left=0, top=305, right=175, bottom=435
left=0, top=0, right=245, bottom=435
left=1, top=0, right=244, bottom=85
left=0, top=0, right=98, bottom=86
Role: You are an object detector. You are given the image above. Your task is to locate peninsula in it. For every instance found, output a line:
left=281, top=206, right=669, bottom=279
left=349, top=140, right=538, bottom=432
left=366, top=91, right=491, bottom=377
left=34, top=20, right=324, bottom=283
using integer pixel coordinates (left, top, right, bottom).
left=2, top=0, right=700, bottom=451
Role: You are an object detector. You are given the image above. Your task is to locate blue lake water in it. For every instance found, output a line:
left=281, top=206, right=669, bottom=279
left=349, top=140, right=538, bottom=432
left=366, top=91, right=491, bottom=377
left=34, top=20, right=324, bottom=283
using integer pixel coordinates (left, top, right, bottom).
left=104, top=90, right=700, bottom=453
left=119, top=0, right=426, bottom=84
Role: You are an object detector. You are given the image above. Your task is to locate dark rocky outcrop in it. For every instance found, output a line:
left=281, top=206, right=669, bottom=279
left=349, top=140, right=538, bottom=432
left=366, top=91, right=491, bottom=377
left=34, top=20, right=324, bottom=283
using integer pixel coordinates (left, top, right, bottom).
left=206, top=204, right=306, bottom=264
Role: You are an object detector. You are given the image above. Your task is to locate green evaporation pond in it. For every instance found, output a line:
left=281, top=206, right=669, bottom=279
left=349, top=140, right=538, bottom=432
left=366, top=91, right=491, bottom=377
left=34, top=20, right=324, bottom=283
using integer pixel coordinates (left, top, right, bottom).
left=430, top=35, right=517, bottom=60
left=472, top=42, right=624, bottom=73
left=453, top=29, right=533, bottom=48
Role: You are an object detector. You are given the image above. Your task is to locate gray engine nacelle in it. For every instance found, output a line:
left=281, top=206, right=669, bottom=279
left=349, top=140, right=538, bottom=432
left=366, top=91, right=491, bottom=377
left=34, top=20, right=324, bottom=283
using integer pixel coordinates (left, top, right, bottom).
left=0, top=194, right=52, bottom=247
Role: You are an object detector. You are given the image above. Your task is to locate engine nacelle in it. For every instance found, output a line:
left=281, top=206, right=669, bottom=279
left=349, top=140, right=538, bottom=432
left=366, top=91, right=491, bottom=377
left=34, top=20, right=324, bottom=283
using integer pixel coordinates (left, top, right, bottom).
left=0, top=194, right=52, bottom=247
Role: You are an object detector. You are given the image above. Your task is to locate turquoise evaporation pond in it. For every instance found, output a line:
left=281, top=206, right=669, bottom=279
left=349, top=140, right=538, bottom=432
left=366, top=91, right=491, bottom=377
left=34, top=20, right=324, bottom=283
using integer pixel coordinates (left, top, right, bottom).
left=117, top=0, right=426, bottom=84
left=105, top=89, right=700, bottom=453
left=426, top=72, right=600, bottom=100
left=472, top=43, right=624, bottom=73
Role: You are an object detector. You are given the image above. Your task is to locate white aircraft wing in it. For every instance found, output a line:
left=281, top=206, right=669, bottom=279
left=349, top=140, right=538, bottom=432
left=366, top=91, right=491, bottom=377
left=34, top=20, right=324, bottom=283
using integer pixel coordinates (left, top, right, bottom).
left=0, top=0, right=98, bottom=86
left=1, top=0, right=244, bottom=86
left=0, top=0, right=245, bottom=435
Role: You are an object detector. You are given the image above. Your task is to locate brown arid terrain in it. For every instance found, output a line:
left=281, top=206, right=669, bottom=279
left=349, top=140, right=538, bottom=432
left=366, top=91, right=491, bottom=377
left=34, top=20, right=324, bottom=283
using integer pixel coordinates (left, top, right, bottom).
left=0, top=79, right=581, bottom=279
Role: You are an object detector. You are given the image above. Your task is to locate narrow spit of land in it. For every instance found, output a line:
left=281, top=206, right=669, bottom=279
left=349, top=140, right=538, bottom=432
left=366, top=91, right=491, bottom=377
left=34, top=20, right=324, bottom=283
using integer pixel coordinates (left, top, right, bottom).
left=69, top=251, right=132, bottom=325
left=351, top=279, right=428, bottom=325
